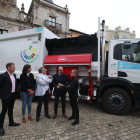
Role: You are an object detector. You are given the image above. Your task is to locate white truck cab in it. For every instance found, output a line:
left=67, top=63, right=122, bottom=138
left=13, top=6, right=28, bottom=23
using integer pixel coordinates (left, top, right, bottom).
left=108, top=39, right=140, bottom=81
left=100, top=39, right=140, bottom=115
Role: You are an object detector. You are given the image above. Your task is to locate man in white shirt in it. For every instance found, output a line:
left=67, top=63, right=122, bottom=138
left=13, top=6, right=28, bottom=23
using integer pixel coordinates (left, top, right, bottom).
left=35, top=67, right=52, bottom=122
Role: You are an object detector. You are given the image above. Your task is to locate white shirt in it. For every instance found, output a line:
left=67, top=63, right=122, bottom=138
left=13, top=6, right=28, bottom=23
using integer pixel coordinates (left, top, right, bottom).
left=7, top=71, right=15, bottom=93
left=27, top=73, right=30, bottom=77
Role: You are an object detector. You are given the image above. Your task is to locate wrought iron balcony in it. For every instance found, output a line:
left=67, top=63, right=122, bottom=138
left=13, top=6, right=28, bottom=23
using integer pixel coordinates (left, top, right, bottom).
left=44, top=20, right=62, bottom=33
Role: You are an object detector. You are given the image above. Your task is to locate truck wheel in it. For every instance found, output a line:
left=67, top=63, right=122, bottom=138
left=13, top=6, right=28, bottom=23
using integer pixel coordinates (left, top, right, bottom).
left=102, top=87, right=132, bottom=115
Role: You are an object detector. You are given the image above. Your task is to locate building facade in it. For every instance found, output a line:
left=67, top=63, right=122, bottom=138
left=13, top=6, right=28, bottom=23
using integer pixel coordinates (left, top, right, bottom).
left=105, top=26, right=136, bottom=54
left=105, top=26, right=136, bottom=41
left=69, top=29, right=86, bottom=37
left=0, top=0, right=70, bottom=38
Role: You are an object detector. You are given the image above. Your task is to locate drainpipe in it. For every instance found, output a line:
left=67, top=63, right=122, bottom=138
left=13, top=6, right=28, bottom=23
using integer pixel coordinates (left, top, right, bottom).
left=101, top=20, right=105, bottom=76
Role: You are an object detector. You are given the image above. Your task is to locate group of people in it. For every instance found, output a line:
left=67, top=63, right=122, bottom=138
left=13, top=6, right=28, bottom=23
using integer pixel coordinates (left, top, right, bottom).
left=0, top=62, right=79, bottom=136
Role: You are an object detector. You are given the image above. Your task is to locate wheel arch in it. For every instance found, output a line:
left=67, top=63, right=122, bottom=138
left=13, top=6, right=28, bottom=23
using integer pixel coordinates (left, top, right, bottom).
left=99, top=77, right=135, bottom=107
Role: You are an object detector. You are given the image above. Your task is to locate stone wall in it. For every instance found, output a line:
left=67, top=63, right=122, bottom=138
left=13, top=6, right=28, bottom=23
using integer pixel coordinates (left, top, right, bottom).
left=31, top=0, right=70, bottom=37
left=0, top=0, right=70, bottom=38
left=0, top=1, right=20, bottom=20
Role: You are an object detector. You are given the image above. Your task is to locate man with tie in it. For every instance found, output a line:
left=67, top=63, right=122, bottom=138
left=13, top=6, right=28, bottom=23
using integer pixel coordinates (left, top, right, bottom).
left=52, top=66, right=70, bottom=119
left=0, top=62, right=20, bottom=136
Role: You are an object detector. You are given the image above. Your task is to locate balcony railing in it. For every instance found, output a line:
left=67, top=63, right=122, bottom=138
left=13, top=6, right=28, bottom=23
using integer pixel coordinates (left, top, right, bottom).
left=44, top=20, right=62, bottom=32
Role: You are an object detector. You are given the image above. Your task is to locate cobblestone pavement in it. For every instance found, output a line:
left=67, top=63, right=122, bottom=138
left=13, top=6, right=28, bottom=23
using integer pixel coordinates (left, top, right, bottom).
left=0, top=98, right=140, bottom=140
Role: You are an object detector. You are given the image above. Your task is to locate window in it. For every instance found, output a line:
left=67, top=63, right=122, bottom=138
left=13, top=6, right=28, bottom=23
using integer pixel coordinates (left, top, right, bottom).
left=122, top=35, right=127, bottom=39
left=117, top=35, right=119, bottom=39
left=0, top=29, right=8, bottom=35
left=112, top=35, right=116, bottom=40
left=114, top=43, right=140, bottom=63
left=49, top=17, right=56, bottom=27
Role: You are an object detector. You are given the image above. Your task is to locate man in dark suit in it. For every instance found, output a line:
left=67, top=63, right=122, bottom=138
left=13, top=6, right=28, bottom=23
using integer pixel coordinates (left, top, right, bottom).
left=59, top=69, right=79, bottom=126
left=0, top=62, right=20, bottom=136
left=52, top=66, right=70, bottom=119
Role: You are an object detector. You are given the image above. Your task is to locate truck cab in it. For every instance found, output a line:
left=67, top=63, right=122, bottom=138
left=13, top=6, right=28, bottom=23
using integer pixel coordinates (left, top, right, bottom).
left=100, top=39, right=140, bottom=115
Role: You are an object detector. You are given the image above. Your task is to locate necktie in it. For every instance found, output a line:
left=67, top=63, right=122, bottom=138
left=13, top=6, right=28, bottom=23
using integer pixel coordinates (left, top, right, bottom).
left=59, top=74, right=61, bottom=83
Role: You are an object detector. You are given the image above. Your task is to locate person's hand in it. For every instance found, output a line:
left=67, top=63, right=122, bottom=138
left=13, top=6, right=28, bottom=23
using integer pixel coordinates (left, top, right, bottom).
left=28, top=89, right=31, bottom=94
left=58, top=83, right=61, bottom=86
left=57, top=86, right=60, bottom=89
left=43, top=80, right=47, bottom=82
left=60, top=84, right=64, bottom=87
left=58, top=83, right=64, bottom=87
left=30, top=91, right=34, bottom=94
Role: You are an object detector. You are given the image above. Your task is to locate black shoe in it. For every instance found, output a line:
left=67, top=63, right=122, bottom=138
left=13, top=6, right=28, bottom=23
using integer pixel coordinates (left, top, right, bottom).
left=0, top=128, right=5, bottom=136
left=36, top=117, right=39, bottom=122
left=68, top=116, right=75, bottom=120
left=71, top=120, right=79, bottom=126
left=9, top=122, right=20, bottom=126
left=45, top=114, right=51, bottom=119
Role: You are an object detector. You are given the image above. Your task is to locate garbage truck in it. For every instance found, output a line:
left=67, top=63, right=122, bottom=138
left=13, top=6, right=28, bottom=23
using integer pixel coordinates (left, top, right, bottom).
left=0, top=18, right=140, bottom=115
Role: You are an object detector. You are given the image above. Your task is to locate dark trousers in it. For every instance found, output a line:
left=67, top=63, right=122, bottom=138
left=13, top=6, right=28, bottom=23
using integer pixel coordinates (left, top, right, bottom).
left=36, top=91, right=49, bottom=118
left=0, top=93, right=16, bottom=128
left=70, top=97, right=79, bottom=120
left=54, top=92, right=66, bottom=114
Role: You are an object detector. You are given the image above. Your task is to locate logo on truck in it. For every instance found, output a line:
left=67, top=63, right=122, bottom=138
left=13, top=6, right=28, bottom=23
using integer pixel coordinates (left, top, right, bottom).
left=58, top=57, right=67, bottom=62
left=57, top=56, right=73, bottom=62
left=20, top=46, right=38, bottom=64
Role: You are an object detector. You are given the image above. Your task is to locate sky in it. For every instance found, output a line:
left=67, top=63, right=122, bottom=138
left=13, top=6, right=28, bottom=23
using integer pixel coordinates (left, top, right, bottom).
left=17, top=0, right=140, bottom=38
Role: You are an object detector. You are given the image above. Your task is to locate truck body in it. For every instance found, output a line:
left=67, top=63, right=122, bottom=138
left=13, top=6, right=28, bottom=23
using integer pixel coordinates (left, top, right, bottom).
left=0, top=19, right=140, bottom=115
left=0, top=27, right=58, bottom=78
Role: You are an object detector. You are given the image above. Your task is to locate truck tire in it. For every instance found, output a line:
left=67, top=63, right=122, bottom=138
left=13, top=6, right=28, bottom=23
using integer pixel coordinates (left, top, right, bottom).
left=101, top=87, right=132, bottom=115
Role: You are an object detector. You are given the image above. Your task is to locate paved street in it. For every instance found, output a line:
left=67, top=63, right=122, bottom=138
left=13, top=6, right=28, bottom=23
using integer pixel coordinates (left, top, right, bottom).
left=0, top=99, right=140, bottom=140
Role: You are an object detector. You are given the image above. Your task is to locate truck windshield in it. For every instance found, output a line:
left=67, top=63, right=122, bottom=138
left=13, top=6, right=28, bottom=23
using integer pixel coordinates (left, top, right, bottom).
left=122, top=44, right=140, bottom=63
